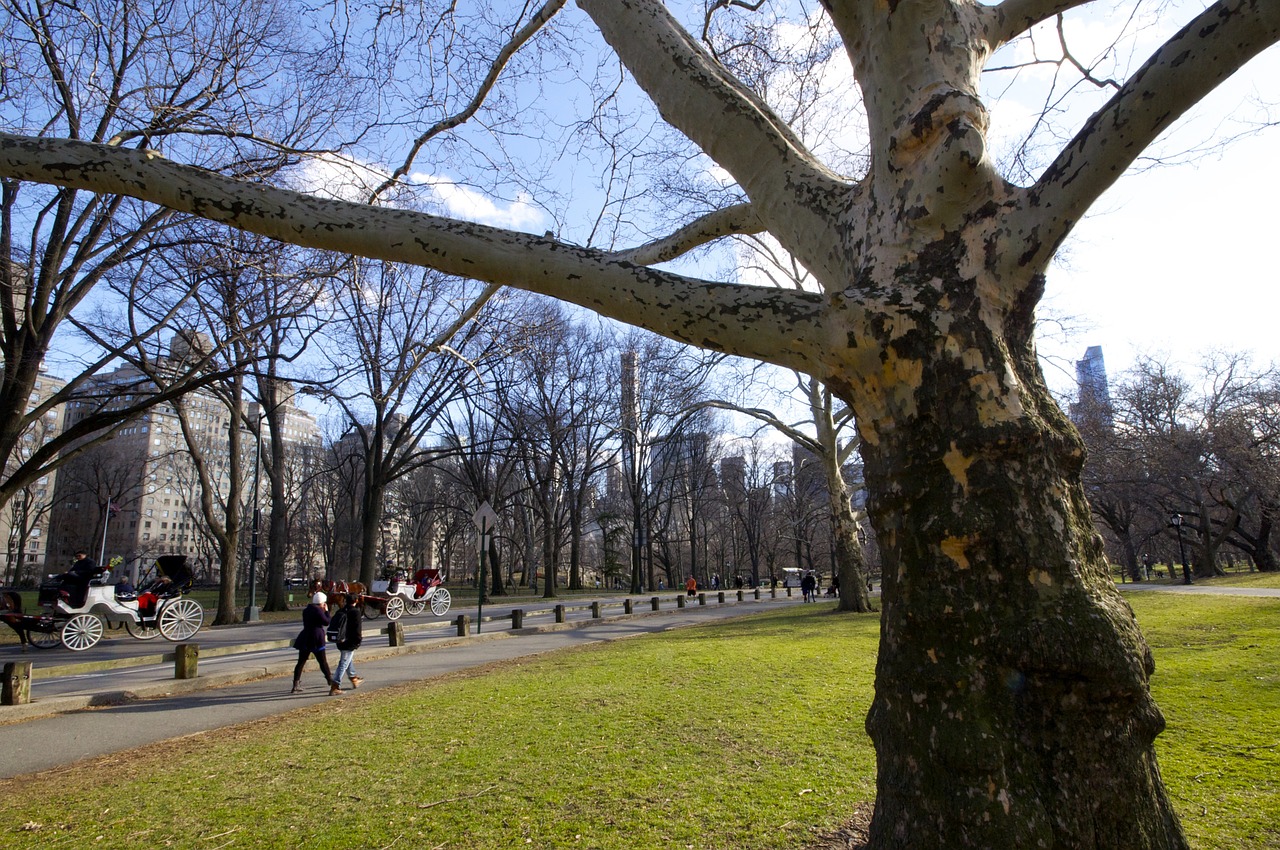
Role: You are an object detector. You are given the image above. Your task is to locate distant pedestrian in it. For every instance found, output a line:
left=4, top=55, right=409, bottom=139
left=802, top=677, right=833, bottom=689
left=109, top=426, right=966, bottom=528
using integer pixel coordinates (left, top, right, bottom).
left=801, top=570, right=817, bottom=603
left=329, top=593, right=364, bottom=690
left=291, top=591, right=338, bottom=695
left=685, top=576, right=697, bottom=597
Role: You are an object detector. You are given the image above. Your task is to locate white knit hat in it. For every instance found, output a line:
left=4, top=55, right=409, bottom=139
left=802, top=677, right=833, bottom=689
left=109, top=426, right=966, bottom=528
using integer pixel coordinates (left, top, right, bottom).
left=311, top=591, right=327, bottom=605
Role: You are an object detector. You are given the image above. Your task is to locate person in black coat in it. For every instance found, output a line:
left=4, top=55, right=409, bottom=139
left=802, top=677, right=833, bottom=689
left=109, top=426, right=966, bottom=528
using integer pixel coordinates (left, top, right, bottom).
left=330, top=593, right=365, bottom=691
left=291, top=592, right=338, bottom=695
left=58, top=550, right=101, bottom=607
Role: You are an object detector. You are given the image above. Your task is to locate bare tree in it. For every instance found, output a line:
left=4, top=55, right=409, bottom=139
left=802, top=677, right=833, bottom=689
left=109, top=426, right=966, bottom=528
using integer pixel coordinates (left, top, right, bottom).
left=311, top=260, right=499, bottom=586
left=0, top=0, right=346, bottom=514
left=8, top=0, right=1280, bottom=844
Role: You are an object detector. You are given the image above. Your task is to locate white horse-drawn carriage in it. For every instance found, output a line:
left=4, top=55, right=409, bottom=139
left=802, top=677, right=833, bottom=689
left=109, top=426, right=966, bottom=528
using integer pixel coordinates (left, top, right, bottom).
left=2, top=555, right=205, bottom=651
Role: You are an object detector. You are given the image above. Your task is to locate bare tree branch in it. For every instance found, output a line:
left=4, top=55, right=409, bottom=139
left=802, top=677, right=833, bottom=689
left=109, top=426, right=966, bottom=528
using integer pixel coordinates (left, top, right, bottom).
left=607, top=203, right=764, bottom=265
left=0, top=133, right=826, bottom=373
left=1019, top=0, right=1280, bottom=283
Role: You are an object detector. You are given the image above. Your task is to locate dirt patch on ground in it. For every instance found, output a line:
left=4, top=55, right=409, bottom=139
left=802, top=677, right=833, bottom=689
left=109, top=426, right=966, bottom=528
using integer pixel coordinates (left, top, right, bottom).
left=803, top=801, right=872, bottom=849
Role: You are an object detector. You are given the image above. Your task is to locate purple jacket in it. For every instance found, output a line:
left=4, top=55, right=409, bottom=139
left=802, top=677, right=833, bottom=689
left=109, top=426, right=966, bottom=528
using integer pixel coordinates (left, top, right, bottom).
left=293, top=603, right=331, bottom=652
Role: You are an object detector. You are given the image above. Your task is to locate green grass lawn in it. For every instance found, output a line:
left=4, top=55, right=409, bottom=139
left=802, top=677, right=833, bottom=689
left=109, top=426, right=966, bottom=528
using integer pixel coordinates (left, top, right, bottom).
left=0, top=595, right=1276, bottom=849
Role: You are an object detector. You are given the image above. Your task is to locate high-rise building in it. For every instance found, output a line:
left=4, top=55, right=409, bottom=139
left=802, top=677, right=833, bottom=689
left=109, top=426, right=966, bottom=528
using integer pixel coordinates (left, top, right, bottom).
left=1071, top=345, right=1113, bottom=426
left=47, top=336, right=322, bottom=579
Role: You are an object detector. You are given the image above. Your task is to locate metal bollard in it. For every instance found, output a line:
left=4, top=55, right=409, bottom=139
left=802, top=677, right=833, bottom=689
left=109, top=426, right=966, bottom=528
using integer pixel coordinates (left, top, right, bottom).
left=174, top=643, right=198, bottom=679
left=386, top=621, right=405, bottom=647
left=511, top=609, right=524, bottom=629
left=2, top=661, right=33, bottom=705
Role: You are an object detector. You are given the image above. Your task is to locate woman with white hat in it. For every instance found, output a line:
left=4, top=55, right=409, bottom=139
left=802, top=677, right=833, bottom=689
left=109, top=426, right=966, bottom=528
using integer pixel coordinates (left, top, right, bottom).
left=291, top=591, right=339, bottom=695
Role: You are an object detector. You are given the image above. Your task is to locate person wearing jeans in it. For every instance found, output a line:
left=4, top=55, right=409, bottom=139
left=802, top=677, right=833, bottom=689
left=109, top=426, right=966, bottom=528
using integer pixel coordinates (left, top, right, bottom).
left=331, top=593, right=364, bottom=690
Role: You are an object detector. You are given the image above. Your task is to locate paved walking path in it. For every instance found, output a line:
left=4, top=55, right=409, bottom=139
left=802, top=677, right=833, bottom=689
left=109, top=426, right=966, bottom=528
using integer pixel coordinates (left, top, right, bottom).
left=1116, top=581, right=1280, bottom=597
left=0, top=592, right=805, bottom=779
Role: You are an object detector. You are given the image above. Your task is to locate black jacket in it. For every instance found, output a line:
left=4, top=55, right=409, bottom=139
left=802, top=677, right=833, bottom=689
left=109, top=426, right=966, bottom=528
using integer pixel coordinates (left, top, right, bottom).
left=331, top=605, right=363, bottom=651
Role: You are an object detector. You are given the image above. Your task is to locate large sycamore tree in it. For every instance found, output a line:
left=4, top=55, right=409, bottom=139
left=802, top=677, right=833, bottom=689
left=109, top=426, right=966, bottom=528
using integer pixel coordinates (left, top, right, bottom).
left=4, top=0, right=1278, bottom=846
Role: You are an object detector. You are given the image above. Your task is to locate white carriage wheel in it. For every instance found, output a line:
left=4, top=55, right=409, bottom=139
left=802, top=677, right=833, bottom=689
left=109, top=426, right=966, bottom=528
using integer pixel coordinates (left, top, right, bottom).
left=406, top=598, right=426, bottom=616
left=158, top=597, right=204, bottom=641
left=384, top=595, right=405, bottom=620
left=430, top=587, right=452, bottom=616
left=125, top=618, right=162, bottom=640
left=28, top=621, right=63, bottom=649
left=60, top=613, right=104, bottom=651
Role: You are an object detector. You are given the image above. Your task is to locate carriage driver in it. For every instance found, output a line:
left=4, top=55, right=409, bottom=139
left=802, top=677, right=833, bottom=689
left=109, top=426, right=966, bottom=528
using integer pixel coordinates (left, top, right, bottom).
left=57, top=550, right=101, bottom=607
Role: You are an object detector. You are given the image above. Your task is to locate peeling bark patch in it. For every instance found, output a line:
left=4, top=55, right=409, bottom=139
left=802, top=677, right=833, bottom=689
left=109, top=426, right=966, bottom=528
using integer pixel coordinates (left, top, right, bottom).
left=942, top=441, right=973, bottom=493
left=940, top=535, right=972, bottom=569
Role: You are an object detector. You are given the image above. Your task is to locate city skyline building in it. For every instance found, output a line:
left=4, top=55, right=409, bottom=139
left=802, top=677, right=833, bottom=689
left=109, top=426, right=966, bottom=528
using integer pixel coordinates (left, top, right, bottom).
left=1071, top=344, right=1113, bottom=426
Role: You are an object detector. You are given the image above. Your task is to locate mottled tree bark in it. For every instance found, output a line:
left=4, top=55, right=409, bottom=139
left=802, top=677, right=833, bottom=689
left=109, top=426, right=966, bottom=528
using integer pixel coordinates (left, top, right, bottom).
left=847, top=259, right=1184, bottom=848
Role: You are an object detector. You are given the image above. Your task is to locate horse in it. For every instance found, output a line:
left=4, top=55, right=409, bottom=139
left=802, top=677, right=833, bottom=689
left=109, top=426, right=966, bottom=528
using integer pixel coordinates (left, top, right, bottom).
left=1, top=589, right=34, bottom=648
left=310, top=579, right=366, bottom=606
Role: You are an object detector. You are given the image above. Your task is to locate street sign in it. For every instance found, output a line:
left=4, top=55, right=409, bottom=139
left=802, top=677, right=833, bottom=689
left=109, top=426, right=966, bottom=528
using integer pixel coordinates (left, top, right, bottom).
left=472, top=501, right=498, bottom=535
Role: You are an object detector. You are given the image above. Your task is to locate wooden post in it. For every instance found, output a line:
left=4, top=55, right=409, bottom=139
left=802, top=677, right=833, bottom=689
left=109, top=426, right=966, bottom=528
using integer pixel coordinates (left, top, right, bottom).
left=455, top=614, right=470, bottom=637
left=591, top=601, right=602, bottom=618
left=698, top=592, right=706, bottom=606
left=737, top=590, right=744, bottom=602
left=624, top=598, right=634, bottom=615
left=387, top=621, right=405, bottom=647
left=754, top=587, right=761, bottom=600
left=2, top=661, right=32, bottom=706
left=174, top=644, right=198, bottom=679
left=555, top=604, right=566, bottom=623
left=718, top=591, right=726, bottom=604
left=511, top=609, right=524, bottom=629
left=650, top=596, right=660, bottom=611
left=676, top=594, right=686, bottom=608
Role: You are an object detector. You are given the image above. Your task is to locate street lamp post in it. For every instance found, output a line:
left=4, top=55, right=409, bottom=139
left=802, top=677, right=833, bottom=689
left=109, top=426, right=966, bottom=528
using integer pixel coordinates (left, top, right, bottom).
left=245, top=413, right=263, bottom=621
left=1169, top=514, right=1193, bottom=586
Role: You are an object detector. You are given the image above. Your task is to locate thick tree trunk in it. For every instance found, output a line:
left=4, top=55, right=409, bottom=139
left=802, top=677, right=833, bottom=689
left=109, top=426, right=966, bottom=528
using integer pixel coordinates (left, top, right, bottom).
left=1256, top=510, right=1278, bottom=572
left=851, top=305, right=1186, bottom=849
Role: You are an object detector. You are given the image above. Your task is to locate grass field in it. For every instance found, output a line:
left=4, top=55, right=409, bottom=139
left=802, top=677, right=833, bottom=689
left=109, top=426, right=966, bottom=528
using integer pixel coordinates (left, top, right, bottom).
left=0, top=594, right=1276, bottom=849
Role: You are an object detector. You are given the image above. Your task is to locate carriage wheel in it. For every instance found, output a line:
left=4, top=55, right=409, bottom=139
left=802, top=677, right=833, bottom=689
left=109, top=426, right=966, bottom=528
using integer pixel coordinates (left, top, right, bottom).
left=28, top=621, right=63, bottom=650
left=361, top=599, right=382, bottom=620
left=384, top=596, right=405, bottom=621
left=125, top=618, right=161, bottom=640
left=60, top=613, right=104, bottom=651
left=430, top=588, right=452, bottom=617
left=158, top=597, right=203, bottom=641
left=406, top=598, right=426, bottom=616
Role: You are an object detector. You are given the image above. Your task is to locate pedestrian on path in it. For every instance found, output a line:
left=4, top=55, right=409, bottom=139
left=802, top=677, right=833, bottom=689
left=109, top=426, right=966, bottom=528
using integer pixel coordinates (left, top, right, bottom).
left=291, top=591, right=338, bottom=695
left=329, top=593, right=364, bottom=690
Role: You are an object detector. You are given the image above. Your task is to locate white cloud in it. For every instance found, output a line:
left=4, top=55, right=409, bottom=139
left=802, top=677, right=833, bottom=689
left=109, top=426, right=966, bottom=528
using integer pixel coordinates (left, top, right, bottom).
left=413, top=173, right=547, bottom=231
left=293, top=154, right=389, bottom=203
